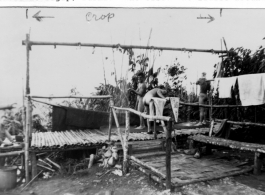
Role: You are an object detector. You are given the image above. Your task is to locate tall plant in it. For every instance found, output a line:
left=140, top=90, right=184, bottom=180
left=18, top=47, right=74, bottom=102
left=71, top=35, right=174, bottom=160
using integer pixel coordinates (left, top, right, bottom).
left=212, top=46, right=265, bottom=123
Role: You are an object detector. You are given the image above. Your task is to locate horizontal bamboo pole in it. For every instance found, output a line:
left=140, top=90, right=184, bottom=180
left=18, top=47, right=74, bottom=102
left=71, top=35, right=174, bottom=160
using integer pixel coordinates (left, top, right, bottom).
left=0, top=150, right=24, bottom=157
left=215, top=119, right=265, bottom=127
left=30, top=95, right=112, bottom=99
left=180, top=102, right=240, bottom=108
left=112, top=106, right=171, bottom=121
left=0, top=104, right=16, bottom=110
left=22, top=40, right=227, bottom=54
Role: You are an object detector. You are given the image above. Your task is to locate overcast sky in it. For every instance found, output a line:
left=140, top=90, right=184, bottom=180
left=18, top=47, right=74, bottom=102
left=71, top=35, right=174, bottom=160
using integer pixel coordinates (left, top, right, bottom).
left=1, top=7, right=265, bottom=107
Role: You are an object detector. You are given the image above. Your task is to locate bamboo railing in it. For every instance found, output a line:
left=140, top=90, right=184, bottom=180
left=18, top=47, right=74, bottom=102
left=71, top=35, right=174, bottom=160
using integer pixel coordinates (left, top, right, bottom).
left=111, top=106, right=173, bottom=191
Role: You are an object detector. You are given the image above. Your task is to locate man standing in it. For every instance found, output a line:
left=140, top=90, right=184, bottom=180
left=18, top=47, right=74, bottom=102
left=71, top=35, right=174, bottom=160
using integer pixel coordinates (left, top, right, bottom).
left=128, top=71, right=147, bottom=129
left=195, top=72, right=210, bottom=126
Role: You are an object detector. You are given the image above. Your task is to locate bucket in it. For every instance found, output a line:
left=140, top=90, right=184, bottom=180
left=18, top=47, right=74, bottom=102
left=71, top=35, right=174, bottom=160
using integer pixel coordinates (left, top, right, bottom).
left=0, top=166, right=17, bottom=190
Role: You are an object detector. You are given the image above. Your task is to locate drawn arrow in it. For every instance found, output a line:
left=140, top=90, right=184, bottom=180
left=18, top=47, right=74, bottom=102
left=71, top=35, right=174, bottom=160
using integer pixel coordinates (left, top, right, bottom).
left=197, top=14, right=215, bottom=23
left=32, top=11, right=54, bottom=22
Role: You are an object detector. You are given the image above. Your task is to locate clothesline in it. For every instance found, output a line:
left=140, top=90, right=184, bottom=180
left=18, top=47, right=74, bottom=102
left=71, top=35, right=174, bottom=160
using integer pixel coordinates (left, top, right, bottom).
left=212, top=73, right=265, bottom=106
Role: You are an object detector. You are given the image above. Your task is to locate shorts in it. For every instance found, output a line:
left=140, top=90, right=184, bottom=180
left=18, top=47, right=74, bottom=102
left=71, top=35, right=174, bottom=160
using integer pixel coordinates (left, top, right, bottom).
left=199, top=93, right=207, bottom=111
left=199, top=93, right=207, bottom=104
left=136, top=96, right=144, bottom=112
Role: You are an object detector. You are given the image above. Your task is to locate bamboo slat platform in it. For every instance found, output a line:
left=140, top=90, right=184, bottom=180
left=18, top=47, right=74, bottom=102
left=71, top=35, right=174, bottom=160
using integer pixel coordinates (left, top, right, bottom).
left=30, top=127, right=209, bottom=151
left=191, top=135, right=265, bottom=153
left=131, top=152, right=253, bottom=187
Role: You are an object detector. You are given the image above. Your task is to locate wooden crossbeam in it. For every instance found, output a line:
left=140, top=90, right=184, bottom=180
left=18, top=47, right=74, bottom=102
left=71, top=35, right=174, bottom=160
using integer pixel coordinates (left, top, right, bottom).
left=22, top=40, right=227, bottom=54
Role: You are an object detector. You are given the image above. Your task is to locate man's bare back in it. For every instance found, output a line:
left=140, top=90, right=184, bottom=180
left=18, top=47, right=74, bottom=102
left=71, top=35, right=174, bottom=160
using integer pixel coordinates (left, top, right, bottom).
left=143, top=88, right=167, bottom=106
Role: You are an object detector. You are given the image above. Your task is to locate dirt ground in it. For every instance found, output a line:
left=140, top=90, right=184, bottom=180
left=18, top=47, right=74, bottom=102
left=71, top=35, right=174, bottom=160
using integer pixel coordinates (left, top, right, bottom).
left=1, top=162, right=265, bottom=195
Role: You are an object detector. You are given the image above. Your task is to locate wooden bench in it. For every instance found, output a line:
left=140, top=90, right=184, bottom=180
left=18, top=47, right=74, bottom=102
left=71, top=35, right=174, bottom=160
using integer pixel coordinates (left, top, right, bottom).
left=190, top=134, right=265, bottom=175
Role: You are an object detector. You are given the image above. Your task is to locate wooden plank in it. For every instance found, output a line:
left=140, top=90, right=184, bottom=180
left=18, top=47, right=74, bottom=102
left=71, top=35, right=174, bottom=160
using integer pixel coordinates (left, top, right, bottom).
left=192, top=134, right=265, bottom=153
left=159, top=166, right=181, bottom=172
left=146, top=162, right=166, bottom=168
left=130, top=156, right=166, bottom=178
left=172, top=166, right=253, bottom=186
left=133, top=151, right=166, bottom=159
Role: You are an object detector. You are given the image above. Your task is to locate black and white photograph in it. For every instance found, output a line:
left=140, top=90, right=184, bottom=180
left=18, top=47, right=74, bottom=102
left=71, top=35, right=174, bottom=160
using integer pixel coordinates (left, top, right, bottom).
left=1, top=1, right=265, bottom=194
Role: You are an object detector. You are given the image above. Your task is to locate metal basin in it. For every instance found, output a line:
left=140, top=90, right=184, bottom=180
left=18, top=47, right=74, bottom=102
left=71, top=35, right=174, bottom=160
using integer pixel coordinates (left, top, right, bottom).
left=174, top=122, right=198, bottom=129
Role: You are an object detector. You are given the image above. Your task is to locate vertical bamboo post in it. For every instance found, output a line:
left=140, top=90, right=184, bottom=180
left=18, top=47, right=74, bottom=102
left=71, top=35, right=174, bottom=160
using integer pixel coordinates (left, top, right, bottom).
left=166, top=119, right=172, bottom=191
left=209, top=92, right=213, bottom=121
left=25, top=34, right=30, bottom=184
left=254, top=152, right=263, bottom=175
left=224, top=100, right=228, bottom=119
left=111, top=108, right=124, bottom=148
left=31, top=152, right=37, bottom=178
left=29, top=101, right=33, bottom=138
left=123, top=111, right=130, bottom=174
left=108, top=97, right=114, bottom=141
left=235, top=95, right=239, bottom=120
left=255, top=106, right=257, bottom=123
left=187, top=94, right=191, bottom=122
left=22, top=106, right=26, bottom=136
left=153, top=121, right=157, bottom=139
left=25, top=97, right=30, bottom=183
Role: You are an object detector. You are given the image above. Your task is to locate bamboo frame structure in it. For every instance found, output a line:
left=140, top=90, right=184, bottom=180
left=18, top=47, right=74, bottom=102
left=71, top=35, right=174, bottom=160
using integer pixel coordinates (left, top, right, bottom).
left=20, top=34, right=234, bottom=188
left=22, top=34, right=115, bottom=184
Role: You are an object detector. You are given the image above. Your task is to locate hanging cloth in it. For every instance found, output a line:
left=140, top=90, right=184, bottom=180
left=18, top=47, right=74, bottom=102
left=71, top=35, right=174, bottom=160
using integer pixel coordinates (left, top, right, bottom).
left=218, top=77, right=237, bottom=98
left=170, top=97, right=180, bottom=122
left=238, top=73, right=265, bottom=106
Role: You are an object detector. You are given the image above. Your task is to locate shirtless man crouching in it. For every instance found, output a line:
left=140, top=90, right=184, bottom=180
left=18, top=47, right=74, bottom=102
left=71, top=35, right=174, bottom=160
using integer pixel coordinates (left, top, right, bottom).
left=143, top=86, right=169, bottom=134
left=128, top=71, right=147, bottom=129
